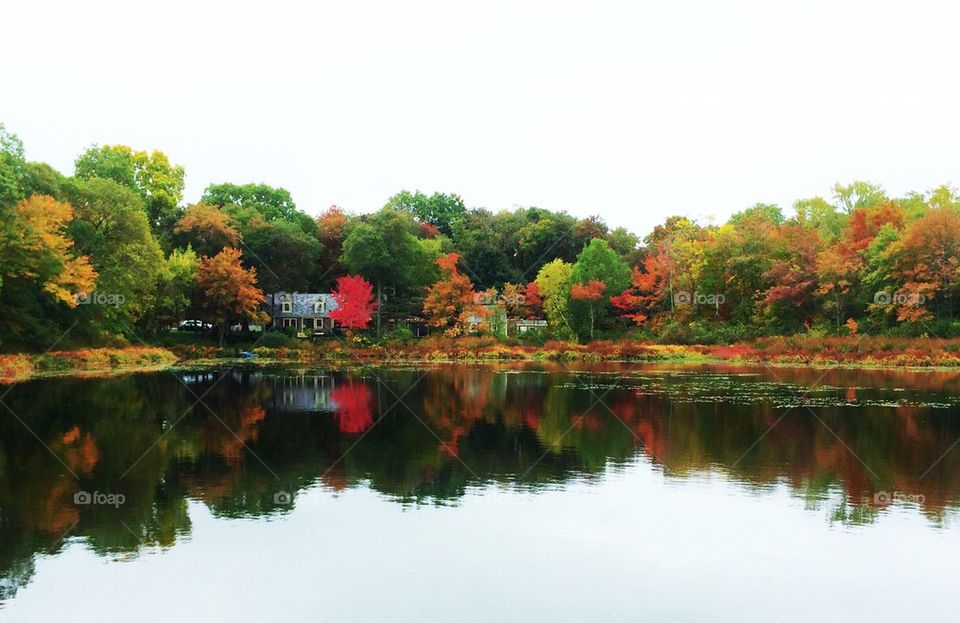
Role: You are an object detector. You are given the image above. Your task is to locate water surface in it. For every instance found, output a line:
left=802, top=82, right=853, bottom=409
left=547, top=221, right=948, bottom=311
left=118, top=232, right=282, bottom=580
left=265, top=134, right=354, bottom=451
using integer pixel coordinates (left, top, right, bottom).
left=1, top=363, right=959, bottom=621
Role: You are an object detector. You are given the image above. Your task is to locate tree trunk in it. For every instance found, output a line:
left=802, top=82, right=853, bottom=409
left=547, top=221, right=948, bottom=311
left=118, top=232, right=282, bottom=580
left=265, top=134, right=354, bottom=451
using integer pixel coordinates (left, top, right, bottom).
left=376, top=279, right=382, bottom=337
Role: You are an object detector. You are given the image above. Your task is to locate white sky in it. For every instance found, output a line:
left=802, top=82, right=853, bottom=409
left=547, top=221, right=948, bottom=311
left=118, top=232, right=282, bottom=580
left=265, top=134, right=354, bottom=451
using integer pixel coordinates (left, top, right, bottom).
left=3, top=0, right=959, bottom=237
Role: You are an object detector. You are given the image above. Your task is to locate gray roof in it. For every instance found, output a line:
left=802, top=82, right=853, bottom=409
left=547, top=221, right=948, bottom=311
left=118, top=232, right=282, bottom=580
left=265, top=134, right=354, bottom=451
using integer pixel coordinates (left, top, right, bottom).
left=267, top=292, right=339, bottom=318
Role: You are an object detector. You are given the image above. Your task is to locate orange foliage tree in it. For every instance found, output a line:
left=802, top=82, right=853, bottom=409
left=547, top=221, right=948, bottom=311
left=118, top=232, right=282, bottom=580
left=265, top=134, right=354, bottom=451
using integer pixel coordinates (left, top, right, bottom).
left=570, top=280, right=606, bottom=339
left=196, top=247, right=265, bottom=343
left=889, top=209, right=960, bottom=321
left=10, top=194, right=97, bottom=306
left=610, top=249, right=676, bottom=325
left=174, top=203, right=240, bottom=257
left=422, top=253, right=487, bottom=336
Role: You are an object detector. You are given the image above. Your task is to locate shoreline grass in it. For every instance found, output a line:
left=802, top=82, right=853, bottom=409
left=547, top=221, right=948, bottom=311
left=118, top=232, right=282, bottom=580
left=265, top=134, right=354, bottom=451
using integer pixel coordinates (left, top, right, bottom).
left=4, top=335, right=960, bottom=383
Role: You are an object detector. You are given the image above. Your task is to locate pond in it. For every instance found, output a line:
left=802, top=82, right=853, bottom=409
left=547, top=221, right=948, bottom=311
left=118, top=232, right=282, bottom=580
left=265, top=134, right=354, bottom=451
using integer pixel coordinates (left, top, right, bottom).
left=1, top=362, right=959, bottom=621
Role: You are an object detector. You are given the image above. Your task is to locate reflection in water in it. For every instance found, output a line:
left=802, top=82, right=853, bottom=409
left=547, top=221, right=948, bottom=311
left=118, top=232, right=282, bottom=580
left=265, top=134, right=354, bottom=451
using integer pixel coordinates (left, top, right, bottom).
left=1, top=363, right=960, bottom=602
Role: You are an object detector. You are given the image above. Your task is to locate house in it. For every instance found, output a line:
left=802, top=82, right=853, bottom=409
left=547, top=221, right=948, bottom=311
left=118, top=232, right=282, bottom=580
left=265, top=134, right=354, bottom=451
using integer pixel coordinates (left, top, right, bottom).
left=461, top=305, right=507, bottom=338
left=269, top=374, right=338, bottom=413
left=267, top=292, right=339, bottom=337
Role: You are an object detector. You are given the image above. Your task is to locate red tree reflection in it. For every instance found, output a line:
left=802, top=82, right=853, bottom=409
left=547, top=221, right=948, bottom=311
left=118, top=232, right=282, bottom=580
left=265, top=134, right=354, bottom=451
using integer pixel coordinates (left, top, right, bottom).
left=331, top=383, right=374, bottom=433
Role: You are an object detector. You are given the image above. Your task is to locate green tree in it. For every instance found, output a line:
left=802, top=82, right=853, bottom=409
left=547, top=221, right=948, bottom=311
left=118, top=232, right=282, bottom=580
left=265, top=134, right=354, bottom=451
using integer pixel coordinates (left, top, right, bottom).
left=832, top=181, right=887, bottom=214
left=241, top=220, right=322, bottom=294
left=449, top=209, right=517, bottom=289
left=151, top=246, right=199, bottom=331
left=74, top=145, right=185, bottom=241
left=342, top=208, right=420, bottom=334
left=794, top=196, right=846, bottom=242
left=569, top=238, right=630, bottom=339
left=202, top=182, right=316, bottom=234
left=0, top=123, right=27, bottom=210
left=64, top=178, right=164, bottom=331
left=385, top=190, right=466, bottom=236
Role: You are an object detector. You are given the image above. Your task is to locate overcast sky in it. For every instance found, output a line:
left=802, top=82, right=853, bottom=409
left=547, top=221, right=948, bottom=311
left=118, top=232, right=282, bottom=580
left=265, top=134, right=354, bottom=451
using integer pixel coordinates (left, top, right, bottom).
left=4, top=0, right=959, bottom=237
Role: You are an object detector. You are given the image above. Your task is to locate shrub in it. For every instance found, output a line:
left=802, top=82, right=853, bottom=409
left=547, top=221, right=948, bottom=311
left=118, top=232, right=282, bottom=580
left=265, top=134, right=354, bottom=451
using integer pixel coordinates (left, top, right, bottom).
left=258, top=331, right=298, bottom=349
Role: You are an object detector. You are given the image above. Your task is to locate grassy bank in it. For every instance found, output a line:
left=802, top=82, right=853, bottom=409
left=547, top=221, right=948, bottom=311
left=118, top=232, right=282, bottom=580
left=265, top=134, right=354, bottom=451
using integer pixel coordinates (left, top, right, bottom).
left=174, top=334, right=960, bottom=369
left=0, top=347, right=179, bottom=384
left=4, top=335, right=960, bottom=383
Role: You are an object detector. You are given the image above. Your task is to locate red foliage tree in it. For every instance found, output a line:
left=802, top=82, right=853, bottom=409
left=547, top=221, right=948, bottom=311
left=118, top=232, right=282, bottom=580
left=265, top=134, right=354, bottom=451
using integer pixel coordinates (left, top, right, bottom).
left=330, top=274, right=377, bottom=332
left=610, top=249, right=676, bottom=325
left=521, top=283, right=544, bottom=318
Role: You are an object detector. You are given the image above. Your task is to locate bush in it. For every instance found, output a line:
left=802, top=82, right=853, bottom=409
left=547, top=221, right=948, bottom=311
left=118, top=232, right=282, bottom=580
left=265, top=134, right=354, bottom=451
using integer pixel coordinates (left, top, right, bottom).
left=257, top=331, right=298, bottom=349
left=516, top=328, right=547, bottom=346
left=382, top=324, right=414, bottom=344
left=655, top=322, right=694, bottom=345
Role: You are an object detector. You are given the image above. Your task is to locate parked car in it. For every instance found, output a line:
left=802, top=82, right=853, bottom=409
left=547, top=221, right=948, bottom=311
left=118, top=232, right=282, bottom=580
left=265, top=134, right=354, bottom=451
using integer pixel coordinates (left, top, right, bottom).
left=230, top=323, right=263, bottom=333
left=178, top=320, right=213, bottom=332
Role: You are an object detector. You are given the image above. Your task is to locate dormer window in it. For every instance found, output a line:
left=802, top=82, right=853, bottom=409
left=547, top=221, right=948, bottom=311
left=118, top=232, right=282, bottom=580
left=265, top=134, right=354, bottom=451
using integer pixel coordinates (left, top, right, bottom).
left=313, top=299, right=325, bottom=314
left=281, top=300, right=292, bottom=314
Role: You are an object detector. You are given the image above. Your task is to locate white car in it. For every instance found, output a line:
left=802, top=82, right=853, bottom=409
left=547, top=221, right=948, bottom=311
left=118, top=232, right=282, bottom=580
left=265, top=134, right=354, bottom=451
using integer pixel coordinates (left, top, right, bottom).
left=177, top=320, right=213, bottom=332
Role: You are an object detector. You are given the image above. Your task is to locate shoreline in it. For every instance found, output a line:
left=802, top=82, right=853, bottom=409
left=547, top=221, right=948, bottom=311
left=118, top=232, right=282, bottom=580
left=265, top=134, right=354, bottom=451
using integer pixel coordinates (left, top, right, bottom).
left=4, top=337, right=960, bottom=383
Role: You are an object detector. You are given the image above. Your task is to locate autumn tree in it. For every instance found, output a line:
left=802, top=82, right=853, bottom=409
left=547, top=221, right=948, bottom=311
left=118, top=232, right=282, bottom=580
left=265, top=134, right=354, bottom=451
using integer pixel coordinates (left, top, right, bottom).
left=316, top=206, right=350, bottom=287
left=815, top=201, right=906, bottom=329
left=174, top=204, right=240, bottom=257
left=500, top=282, right=543, bottom=319
left=884, top=209, right=960, bottom=321
left=7, top=195, right=97, bottom=306
left=196, top=248, right=266, bottom=344
left=330, top=274, right=377, bottom=332
left=423, top=253, right=486, bottom=336
left=520, top=283, right=544, bottom=318
left=534, top=259, right=574, bottom=339
left=610, top=251, right=675, bottom=325
left=570, top=280, right=606, bottom=340
left=759, top=223, right=820, bottom=331
left=0, top=194, right=97, bottom=343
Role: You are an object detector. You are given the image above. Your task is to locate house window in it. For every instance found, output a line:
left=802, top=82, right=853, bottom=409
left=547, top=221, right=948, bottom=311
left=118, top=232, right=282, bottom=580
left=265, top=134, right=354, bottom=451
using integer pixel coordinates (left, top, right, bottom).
left=282, top=318, right=297, bottom=328
left=313, top=299, right=325, bottom=314
left=281, top=300, right=292, bottom=314
left=314, top=318, right=323, bottom=329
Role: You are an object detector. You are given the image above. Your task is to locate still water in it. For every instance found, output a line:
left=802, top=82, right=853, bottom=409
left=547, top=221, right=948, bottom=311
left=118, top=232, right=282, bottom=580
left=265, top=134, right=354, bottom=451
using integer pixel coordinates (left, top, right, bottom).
left=1, top=362, right=959, bottom=621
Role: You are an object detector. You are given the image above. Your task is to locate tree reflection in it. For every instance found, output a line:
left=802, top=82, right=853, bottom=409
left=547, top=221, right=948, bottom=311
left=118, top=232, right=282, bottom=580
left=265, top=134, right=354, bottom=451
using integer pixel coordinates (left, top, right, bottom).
left=1, top=363, right=960, bottom=599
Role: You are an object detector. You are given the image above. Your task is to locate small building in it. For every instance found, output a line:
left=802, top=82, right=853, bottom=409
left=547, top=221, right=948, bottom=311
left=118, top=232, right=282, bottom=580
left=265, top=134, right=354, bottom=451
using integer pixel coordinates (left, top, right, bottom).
left=461, top=305, right=507, bottom=338
left=267, top=292, right=339, bottom=337
left=513, top=319, right=548, bottom=334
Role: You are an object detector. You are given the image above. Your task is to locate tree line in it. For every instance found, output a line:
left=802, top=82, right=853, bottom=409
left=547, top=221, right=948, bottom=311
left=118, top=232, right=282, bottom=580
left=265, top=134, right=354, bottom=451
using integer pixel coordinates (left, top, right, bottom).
left=2, top=122, right=959, bottom=349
